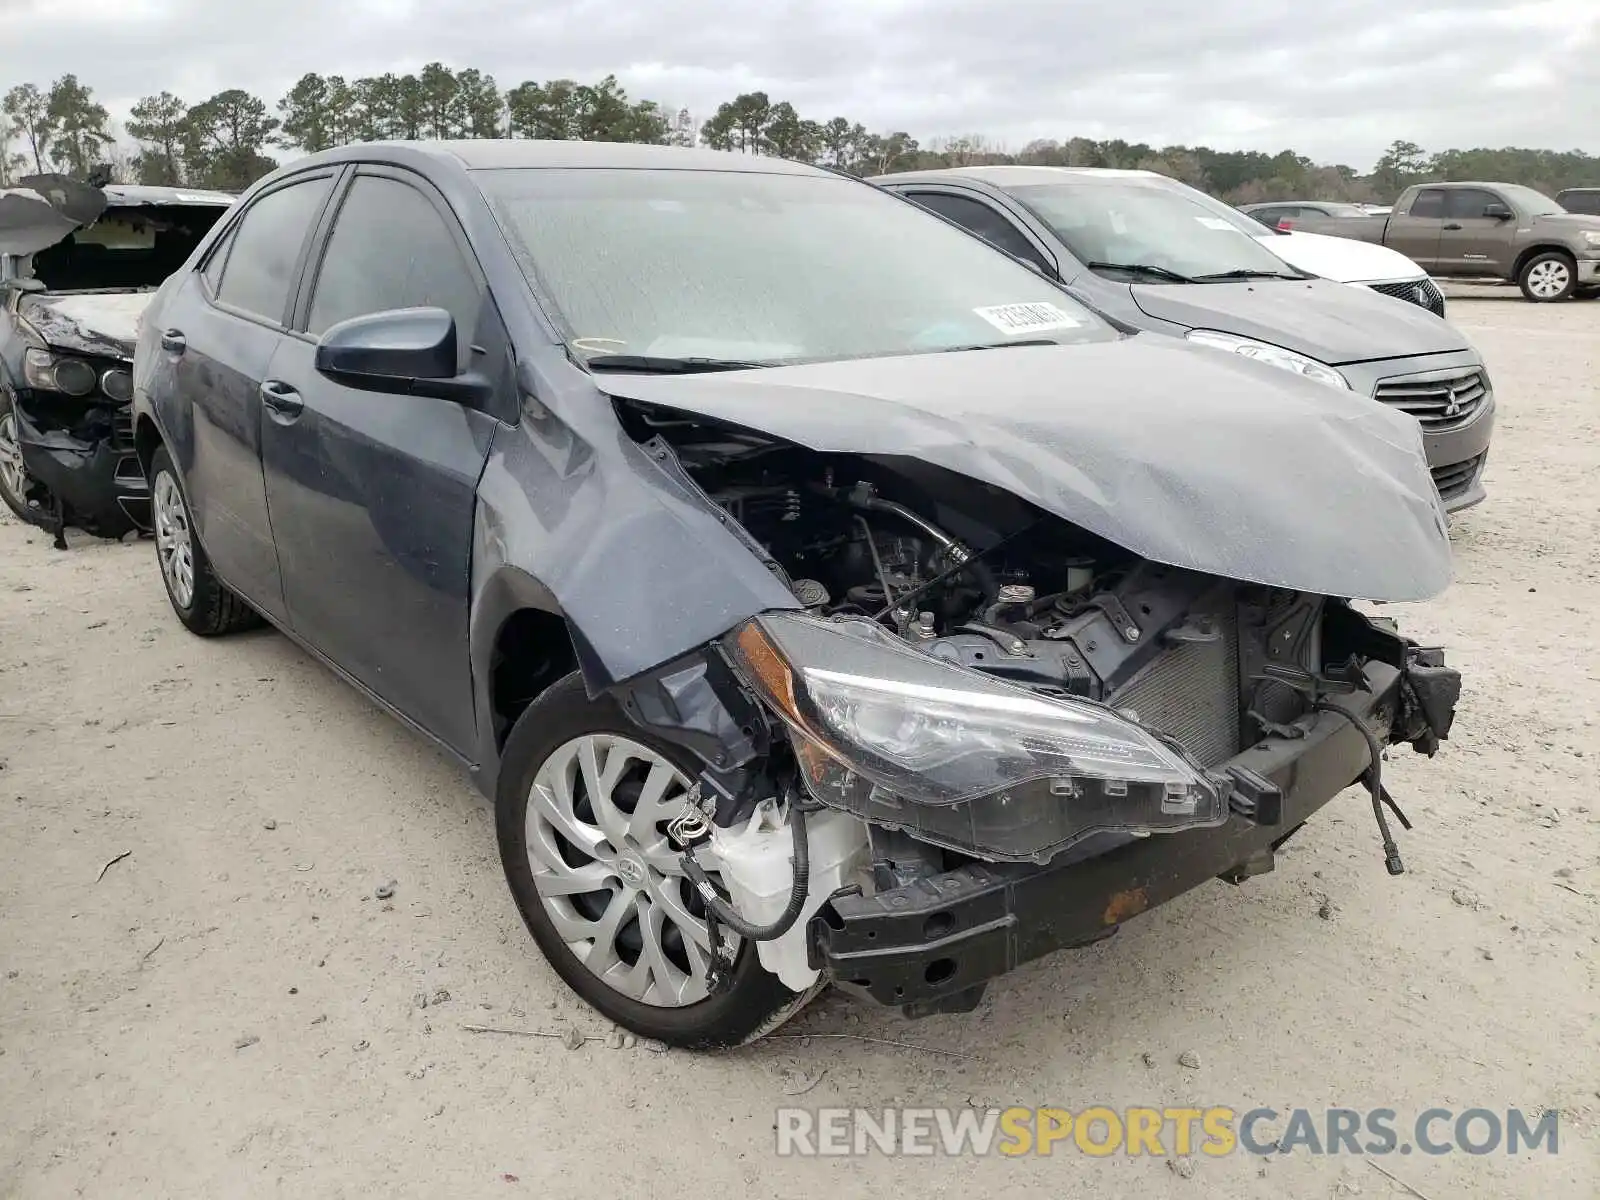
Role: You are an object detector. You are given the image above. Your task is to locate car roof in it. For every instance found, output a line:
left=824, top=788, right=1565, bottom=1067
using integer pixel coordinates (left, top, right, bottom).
left=873, top=165, right=1171, bottom=186
left=302, top=139, right=828, bottom=176
left=102, top=184, right=236, bottom=206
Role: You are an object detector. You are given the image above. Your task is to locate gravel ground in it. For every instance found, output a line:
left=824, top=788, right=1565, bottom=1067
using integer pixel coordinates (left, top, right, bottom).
left=2, top=297, right=1596, bottom=1199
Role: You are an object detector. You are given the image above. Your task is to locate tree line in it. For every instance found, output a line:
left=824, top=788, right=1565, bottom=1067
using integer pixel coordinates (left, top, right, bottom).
left=5, top=67, right=1599, bottom=203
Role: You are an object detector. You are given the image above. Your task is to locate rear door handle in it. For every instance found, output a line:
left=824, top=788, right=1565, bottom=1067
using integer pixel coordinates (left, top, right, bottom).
left=259, top=380, right=304, bottom=420
left=160, top=329, right=186, bottom=354
left=1442, top=223, right=1463, bottom=230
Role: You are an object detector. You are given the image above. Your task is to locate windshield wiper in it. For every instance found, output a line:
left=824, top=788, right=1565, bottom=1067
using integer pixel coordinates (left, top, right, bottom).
left=581, top=354, right=774, bottom=374
left=943, top=338, right=1064, bottom=353
left=1084, top=261, right=1196, bottom=283
left=1190, top=268, right=1304, bottom=282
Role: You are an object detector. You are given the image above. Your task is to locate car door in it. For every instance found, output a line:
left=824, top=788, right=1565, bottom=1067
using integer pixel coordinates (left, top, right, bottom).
left=1383, top=188, right=1445, bottom=269
left=258, top=167, right=498, bottom=755
left=155, top=171, right=338, bottom=622
left=898, top=189, right=1060, bottom=277
left=1437, top=187, right=1511, bottom=275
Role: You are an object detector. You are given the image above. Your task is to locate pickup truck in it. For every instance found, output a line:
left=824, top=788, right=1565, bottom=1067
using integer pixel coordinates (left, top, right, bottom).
left=1278, top=182, right=1600, bottom=302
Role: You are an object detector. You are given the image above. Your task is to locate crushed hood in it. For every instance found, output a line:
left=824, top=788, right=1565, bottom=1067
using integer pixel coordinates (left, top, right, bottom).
left=598, top=336, right=1453, bottom=603
left=19, top=291, right=148, bottom=359
left=1255, top=229, right=1428, bottom=285
left=1129, top=276, right=1467, bottom=364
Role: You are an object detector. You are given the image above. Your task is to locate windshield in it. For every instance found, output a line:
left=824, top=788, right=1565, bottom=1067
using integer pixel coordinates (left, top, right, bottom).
left=476, top=167, right=1112, bottom=367
left=1496, top=184, right=1565, bottom=217
left=1003, top=180, right=1306, bottom=281
left=29, top=204, right=228, bottom=291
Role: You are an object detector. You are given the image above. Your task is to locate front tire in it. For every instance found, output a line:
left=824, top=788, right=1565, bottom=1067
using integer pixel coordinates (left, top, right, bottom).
left=0, top=388, right=50, bottom=529
left=148, top=446, right=261, bottom=636
left=1518, top=251, right=1577, bottom=302
left=495, top=672, right=816, bottom=1048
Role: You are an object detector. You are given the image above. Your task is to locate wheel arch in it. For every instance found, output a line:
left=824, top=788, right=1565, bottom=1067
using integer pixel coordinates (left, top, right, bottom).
left=1512, top=243, right=1576, bottom=280
left=469, top=565, right=582, bottom=783
left=134, top=412, right=165, bottom=481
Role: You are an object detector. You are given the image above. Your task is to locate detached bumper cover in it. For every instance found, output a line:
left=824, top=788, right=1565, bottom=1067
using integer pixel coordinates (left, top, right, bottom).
left=812, top=662, right=1405, bottom=1009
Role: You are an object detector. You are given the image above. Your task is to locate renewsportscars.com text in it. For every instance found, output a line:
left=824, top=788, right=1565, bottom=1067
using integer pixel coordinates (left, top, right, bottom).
left=774, top=1106, right=1560, bottom=1158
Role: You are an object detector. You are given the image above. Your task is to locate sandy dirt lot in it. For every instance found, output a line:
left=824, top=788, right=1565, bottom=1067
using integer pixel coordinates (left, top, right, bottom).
left=2, top=297, right=1596, bottom=1199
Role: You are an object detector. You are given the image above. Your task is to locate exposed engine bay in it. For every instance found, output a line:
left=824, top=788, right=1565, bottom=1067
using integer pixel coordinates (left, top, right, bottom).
left=615, top=400, right=1462, bottom=1002
left=631, top=401, right=1334, bottom=766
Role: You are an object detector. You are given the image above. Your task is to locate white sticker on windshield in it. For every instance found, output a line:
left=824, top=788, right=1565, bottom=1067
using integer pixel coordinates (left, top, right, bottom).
left=1196, top=217, right=1237, bottom=231
left=972, top=302, right=1081, bottom=336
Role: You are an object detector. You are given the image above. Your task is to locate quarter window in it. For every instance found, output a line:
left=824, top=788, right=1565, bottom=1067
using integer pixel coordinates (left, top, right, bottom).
left=214, top=177, right=332, bottom=322
left=307, top=175, right=480, bottom=362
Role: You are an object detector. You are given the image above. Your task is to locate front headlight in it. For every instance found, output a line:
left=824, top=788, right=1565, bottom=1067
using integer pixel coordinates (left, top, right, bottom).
left=1580, top=230, right=1600, bottom=250
left=725, top=612, right=1227, bottom=862
left=1185, top=329, right=1350, bottom=390
left=23, top=348, right=98, bottom=397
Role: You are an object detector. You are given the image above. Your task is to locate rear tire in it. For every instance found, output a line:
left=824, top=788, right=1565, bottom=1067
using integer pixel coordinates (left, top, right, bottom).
left=1517, top=251, right=1577, bottom=302
left=148, top=445, right=262, bottom=636
left=495, top=672, right=819, bottom=1048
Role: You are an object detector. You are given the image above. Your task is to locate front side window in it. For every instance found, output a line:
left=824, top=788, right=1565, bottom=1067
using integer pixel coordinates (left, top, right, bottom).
left=1001, top=180, right=1304, bottom=282
left=215, top=177, right=332, bottom=322
left=1442, top=189, right=1500, bottom=220
left=307, top=175, right=481, bottom=361
left=907, top=192, right=1051, bottom=271
left=477, top=167, right=1112, bottom=367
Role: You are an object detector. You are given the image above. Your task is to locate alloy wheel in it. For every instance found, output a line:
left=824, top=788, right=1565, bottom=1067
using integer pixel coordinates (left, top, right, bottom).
left=1526, top=260, right=1571, bottom=299
left=525, top=733, right=728, bottom=1007
left=152, top=471, right=195, bottom=609
left=0, top=410, right=27, bottom=504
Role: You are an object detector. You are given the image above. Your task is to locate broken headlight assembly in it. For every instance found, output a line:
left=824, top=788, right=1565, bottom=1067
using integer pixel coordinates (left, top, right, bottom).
left=1184, top=330, right=1349, bottom=390
left=724, top=611, right=1228, bottom=863
left=23, top=347, right=99, bottom=397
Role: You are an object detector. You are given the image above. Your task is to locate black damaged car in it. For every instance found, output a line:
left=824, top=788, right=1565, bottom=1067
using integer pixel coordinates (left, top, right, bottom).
left=0, top=174, right=234, bottom=541
left=132, top=141, right=1462, bottom=1048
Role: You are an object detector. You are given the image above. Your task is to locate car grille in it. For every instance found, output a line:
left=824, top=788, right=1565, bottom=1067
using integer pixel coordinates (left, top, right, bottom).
left=1367, top=278, right=1445, bottom=317
left=1110, top=611, right=1241, bottom=768
left=1431, top=453, right=1485, bottom=502
left=1373, top=367, right=1488, bottom=432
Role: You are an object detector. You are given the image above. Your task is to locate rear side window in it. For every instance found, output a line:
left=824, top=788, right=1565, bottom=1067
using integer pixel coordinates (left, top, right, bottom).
left=307, top=175, right=481, bottom=361
left=907, top=192, right=1051, bottom=271
left=1408, top=190, right=1445, bottom=219
left=215, top=177, right=332, bottom=322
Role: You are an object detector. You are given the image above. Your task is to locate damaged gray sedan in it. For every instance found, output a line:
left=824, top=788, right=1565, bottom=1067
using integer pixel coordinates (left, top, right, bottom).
left=0, top=174, right=233, bottom=540
left=131, top=141, right=1462, bottom=1048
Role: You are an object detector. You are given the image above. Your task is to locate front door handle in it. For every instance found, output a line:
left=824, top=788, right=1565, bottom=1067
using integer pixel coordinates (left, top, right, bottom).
left=1442, top=223, right=1463, bottom=230
left=260, top=380, right=304, bottom=420
left=160, top=329, right=186, bottom=354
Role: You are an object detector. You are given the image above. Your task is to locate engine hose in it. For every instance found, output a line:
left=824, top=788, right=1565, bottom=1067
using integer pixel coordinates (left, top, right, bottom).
left=1314, top=698, right=1406, bottom=876
left=680, top=802, right=810, bottom=941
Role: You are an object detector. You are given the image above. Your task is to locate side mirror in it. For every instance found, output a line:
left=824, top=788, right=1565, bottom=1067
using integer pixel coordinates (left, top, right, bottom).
left=1482, top=202, right=1513, bottom=220
left=314, top=306, right=486, bottom=403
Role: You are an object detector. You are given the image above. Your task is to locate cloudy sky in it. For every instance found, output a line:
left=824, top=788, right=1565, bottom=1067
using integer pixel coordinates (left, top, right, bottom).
left=6, top=0, right=1597, bottom=169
